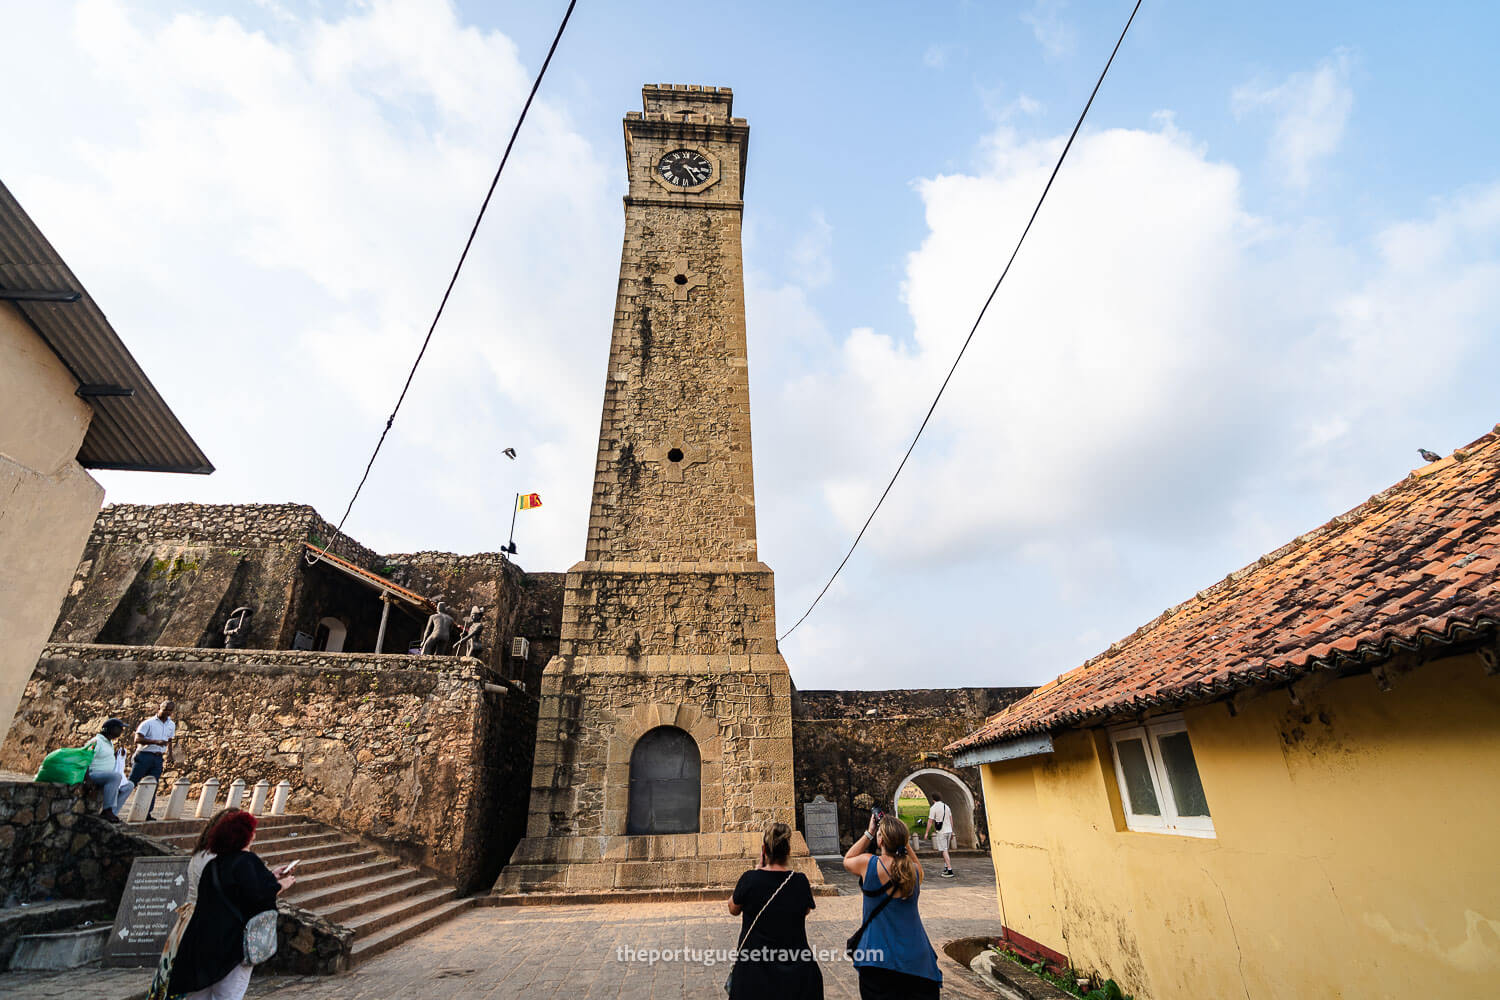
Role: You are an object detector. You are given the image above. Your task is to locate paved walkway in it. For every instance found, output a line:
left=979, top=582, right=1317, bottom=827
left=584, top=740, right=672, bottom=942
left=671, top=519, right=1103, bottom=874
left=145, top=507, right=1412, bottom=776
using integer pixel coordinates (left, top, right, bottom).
left=0, top=857, right=1000, bottom=999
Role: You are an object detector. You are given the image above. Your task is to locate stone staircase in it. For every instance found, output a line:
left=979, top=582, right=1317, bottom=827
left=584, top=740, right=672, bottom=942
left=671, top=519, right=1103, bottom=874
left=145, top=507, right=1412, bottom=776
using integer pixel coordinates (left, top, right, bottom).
left=131, top=814, right=474, bottom=964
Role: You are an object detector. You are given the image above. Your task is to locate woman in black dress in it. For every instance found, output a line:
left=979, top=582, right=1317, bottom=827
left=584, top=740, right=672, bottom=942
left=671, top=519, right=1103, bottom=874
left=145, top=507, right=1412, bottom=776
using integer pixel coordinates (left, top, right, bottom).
left=727, top=822, right=824, bottom=1000
left=167, top=808, right=294, bottom=1000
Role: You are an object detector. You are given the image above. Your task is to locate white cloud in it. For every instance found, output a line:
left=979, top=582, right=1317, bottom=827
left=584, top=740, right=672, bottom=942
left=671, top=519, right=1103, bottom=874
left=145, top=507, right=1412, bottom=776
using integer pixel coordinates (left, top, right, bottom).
left=1021, top=0, right=1074, bottom=59
left=1233, top=50, right=1354, bottom=189
left=923, top=44, right=952, bottom=70
left=10, top=0, right=618, bottom=564
left=782, top=121, right=1266, bottom=563
left=766, top=117, right=1500, bottom=685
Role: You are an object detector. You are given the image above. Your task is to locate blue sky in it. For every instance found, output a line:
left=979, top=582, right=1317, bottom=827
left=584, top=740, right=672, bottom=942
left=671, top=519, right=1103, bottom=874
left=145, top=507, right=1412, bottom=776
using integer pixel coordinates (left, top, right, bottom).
left=5, top=0, right=1498, bottom=689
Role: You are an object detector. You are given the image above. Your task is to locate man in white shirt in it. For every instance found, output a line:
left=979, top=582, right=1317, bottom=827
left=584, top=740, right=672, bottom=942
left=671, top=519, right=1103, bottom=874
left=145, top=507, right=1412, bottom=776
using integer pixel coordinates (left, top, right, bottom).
left=130, top=700, right=176, bottom=821
left=923, top=793, right=956, bottom=878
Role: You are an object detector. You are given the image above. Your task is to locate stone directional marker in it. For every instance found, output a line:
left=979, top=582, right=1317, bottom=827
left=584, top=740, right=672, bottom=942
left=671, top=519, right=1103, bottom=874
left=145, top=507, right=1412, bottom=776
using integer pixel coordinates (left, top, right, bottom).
left=104, top=855, right=191, bottom=967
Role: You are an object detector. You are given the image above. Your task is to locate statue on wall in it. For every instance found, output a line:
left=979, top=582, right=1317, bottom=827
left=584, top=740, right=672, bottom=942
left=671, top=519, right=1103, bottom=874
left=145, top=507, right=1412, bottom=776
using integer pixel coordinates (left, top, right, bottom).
left=223, top=607, right=253, bottom=649
left=419, top=601, right=455, bottom=656
left=453, top=606, right=485, bottom=659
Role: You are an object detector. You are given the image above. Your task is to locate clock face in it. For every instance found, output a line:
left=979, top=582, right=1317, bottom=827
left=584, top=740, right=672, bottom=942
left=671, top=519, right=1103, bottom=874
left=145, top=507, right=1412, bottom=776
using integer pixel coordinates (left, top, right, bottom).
left=657, top=149, right=713, bottom=187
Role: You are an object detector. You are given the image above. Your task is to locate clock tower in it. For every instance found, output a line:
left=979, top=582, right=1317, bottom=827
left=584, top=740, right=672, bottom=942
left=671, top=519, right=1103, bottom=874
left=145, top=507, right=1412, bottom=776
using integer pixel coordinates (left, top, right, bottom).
left=495, top=85, right=822, bottom=897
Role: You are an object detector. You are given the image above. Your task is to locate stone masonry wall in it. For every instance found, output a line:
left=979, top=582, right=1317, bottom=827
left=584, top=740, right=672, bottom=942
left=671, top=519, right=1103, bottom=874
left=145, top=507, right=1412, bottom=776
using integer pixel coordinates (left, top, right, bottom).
left=558, top=565, right=777, bottom=658
left=528, top=662, right=793, bottom=840
left=381, top=552, right=548, bottom=683
left=90, top=503, right=379, bottom=566
left=1, top=645, right=533, bottom=891
left=0, top=780, right=174, bottom=906
left=791, top=687, right=1032, bottom=849
left=47, top=506, right=565, bottom=684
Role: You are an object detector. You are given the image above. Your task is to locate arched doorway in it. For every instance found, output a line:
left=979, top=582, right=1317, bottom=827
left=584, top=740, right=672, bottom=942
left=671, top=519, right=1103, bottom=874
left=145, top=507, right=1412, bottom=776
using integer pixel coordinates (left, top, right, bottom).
left=627, top=726, right=701, bottom=834
left=314, top=617, right=347, bottom=653
left=892, top=767, right=977, bottom=849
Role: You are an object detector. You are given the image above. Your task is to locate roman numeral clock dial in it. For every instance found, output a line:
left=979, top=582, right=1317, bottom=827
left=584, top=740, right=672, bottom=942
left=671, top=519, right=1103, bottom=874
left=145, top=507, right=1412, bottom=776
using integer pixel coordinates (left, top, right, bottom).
left=657, top=149, right=712, bottom=187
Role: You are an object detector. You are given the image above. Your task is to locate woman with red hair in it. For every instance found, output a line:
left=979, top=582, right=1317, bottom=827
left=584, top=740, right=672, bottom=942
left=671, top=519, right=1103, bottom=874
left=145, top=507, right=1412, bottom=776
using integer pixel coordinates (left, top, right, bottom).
left=168, top=808, right=294, bottom=999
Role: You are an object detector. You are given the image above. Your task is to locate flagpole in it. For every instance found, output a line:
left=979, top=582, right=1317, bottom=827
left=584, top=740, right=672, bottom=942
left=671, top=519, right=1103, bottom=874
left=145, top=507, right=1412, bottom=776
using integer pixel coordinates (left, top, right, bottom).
left=506, top=492, right=519, bottom=560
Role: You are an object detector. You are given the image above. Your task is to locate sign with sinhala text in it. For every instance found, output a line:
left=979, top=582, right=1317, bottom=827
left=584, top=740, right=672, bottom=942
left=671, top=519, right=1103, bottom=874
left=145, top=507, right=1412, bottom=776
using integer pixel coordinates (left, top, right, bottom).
left=103, top=855, right=190, bottom=967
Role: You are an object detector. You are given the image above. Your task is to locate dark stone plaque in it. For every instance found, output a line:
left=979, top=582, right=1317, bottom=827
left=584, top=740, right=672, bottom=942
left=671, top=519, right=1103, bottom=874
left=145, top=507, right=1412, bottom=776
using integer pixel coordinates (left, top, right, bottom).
left=103, top=855, right=190, bottom=967
left=627, top=726, right=701, bottom=835
left=803, top=795, right=840, bottom=855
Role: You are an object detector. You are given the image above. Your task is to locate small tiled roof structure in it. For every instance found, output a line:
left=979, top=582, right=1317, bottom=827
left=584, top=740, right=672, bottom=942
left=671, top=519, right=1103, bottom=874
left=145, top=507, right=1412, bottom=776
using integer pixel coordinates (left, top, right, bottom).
left=948, top=426, right=1500, bottom=754
left=302, top=543, right=434, bottom=613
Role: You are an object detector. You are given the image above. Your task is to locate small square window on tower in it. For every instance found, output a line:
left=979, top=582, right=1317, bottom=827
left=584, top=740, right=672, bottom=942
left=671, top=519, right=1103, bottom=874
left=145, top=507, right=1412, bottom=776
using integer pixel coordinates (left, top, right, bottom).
left=1108, top=715, right=1214, bottom=838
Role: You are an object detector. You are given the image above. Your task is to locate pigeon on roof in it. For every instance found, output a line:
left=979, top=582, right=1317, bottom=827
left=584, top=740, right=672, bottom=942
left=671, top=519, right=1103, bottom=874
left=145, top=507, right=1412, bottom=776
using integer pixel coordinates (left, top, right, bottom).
left=1419, top=448, right=1442, bottom=463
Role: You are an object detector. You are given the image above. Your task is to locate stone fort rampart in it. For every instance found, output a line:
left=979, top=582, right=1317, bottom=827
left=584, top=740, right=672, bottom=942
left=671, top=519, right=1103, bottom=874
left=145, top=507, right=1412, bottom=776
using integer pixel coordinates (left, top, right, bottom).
left=791, top=687, right=1031, bottom=850
left=7, top=502, right=1032, bottom=882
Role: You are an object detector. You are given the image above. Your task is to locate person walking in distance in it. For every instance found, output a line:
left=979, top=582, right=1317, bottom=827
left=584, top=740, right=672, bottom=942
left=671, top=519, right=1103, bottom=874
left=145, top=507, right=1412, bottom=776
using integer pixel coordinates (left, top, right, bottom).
left=131, top=700, right=176, bottom=821
left=923, top=792, right=955, bottom=878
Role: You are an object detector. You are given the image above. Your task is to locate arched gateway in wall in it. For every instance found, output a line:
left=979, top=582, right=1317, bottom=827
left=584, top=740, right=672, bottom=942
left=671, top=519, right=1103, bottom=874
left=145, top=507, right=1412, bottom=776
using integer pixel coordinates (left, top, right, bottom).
left=892, top=767, right=977, bottom=849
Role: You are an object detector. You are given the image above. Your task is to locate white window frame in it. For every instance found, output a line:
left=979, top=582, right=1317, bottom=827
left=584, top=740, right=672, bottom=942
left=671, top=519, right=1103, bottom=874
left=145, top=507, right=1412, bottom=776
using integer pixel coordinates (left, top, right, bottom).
left=1108, top=715, right=1214, bottom=838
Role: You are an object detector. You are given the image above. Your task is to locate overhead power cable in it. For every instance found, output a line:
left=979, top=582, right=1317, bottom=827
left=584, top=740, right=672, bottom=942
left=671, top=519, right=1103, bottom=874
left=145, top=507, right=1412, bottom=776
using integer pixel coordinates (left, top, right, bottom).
left=777, top=0, right=1143, bottom=642
left=309, top=0, right=579, bottom=566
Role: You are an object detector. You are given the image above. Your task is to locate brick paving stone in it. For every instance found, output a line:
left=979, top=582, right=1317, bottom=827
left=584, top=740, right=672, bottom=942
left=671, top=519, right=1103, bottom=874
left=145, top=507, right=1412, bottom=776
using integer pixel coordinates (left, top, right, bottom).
left=0, top=857, right=1001, bottom=999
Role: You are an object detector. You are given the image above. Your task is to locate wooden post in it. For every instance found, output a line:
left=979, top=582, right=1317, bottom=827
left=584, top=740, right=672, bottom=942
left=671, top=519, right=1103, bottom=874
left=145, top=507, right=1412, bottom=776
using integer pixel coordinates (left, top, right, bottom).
left=375, top=592, right=392, bottom=653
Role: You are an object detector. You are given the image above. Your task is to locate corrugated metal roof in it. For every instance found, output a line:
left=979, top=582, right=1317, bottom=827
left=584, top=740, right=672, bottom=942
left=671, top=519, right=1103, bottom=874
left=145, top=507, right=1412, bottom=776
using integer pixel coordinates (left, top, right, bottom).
left=0, top=180, right=212, bottom=474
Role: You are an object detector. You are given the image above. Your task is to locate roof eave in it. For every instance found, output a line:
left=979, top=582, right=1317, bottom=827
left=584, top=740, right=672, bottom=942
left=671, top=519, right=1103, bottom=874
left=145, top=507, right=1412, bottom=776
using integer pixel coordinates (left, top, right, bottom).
left=81, top=459, right=216, bottom=475
left=1, top=180, right=212, bottom=475
left=949, top=619, right=1500, bottom=753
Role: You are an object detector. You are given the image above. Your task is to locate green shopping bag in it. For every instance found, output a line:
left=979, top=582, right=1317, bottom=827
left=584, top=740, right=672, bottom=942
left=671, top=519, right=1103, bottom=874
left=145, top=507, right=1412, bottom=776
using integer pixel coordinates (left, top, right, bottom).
left=35, top=745, right=94, bottom=784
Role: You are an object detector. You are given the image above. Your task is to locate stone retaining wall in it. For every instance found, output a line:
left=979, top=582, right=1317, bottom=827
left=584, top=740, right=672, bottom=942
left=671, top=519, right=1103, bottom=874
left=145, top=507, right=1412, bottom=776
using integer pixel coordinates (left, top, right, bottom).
left=0, top=780, right=174, bottom=905
left=1, top=645, right=536, bottom=892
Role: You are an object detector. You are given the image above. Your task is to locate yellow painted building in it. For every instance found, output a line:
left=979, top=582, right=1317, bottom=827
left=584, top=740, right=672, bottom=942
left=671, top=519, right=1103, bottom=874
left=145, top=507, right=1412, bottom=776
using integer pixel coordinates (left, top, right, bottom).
left=951, top=428, right=1500, bottom=999
left=0, top=180, right=210, bottom=743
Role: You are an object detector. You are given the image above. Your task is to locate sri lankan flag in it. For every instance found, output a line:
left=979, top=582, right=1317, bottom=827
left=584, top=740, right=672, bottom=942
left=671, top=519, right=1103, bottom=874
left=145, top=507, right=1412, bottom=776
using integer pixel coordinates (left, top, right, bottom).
left=518, top=493, right=543, bottom=511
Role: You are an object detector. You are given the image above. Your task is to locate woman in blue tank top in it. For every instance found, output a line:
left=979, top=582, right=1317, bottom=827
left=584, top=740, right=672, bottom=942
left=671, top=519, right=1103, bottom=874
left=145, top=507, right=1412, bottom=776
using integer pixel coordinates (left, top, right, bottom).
left=842, top=812, right=942, bottom=998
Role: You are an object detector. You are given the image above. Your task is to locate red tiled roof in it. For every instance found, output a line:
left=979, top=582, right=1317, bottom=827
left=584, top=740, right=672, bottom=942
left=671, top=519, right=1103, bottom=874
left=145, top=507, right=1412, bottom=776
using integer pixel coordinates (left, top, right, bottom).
left=302, top=543, right=433, bottom=612
left=948, top=427, right=1500, bottom=753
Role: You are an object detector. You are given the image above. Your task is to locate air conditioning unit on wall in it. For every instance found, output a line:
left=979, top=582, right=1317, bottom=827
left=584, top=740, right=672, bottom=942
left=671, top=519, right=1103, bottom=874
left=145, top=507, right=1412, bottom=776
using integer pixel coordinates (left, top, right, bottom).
left=511, top=636, right=531, bottom=661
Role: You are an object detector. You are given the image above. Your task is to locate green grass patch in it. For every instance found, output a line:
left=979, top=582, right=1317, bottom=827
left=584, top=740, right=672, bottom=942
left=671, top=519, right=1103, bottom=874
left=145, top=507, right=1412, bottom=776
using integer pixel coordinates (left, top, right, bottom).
left=896, top=797, right=928, bottom=838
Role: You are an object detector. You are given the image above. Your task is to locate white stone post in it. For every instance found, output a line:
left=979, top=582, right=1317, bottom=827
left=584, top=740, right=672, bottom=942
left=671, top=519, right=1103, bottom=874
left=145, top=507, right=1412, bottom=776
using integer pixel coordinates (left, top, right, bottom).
left=248, top=779, right=270, bottom=814
left=165, top=779, right=191, bottom=820
left=225, top=778, right=246, bottom=811
left=195, top=778, right=219, bottom=819
left=127, top=777, right=157, bottom=823
left=271, top=780, right=291, bottom=816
